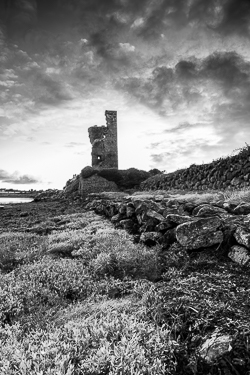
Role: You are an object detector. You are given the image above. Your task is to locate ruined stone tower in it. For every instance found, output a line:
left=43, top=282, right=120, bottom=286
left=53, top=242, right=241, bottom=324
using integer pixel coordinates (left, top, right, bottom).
left=88, top=110, right=118, bottom=169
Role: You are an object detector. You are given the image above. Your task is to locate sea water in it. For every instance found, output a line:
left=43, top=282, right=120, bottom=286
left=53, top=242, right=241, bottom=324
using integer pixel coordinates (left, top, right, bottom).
left=0, top=197, right=34, bottom=204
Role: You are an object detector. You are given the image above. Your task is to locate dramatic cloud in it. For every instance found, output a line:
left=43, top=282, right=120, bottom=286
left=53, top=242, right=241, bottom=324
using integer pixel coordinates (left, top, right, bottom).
left=1, top=0, right=250, bottom=188
left=0, top=169, right=40, bottom=185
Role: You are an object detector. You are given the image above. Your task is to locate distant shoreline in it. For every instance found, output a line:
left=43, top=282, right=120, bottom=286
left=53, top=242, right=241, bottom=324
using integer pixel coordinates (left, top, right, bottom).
left=0, top=193, right=35, bottom=198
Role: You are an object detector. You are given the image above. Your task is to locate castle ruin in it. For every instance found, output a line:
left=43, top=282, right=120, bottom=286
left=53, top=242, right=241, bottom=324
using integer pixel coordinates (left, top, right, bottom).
left=88, top=110, right=118, bottom=169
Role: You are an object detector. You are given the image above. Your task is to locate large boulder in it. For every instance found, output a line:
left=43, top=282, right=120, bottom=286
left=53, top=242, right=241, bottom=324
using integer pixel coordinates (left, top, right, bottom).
left=176, top=217, right=223, bottom=249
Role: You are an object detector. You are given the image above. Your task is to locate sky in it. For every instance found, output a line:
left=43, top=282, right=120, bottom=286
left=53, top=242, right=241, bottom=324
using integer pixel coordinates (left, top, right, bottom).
left=1, top=0, right=250, bottom=190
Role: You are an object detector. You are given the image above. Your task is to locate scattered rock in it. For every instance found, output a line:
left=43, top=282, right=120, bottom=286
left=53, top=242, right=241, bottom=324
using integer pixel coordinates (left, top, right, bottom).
left=199, top=334, right=232, bottom=363
left=234, top=227, right=250, bottom=249
left=228, top=245, right=250, bottom=266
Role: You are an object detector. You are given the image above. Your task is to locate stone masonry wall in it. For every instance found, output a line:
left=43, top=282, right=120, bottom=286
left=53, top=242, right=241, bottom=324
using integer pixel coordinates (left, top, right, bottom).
left=88, top=110, right=118, bottom=169
left=140, top=146, right=250, bottom=191
left=79, top=174, right=119, bottom=196
left=85, top=191, right=250, bottom=268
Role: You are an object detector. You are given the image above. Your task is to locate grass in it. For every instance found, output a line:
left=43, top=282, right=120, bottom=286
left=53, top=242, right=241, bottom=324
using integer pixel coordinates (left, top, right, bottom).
left=0, top=198, right=250, bottom=374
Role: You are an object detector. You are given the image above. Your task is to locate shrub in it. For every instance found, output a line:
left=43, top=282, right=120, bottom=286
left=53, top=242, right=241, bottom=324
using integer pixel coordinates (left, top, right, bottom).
left=0, top=311, right=177, bottom=375
left=0, top=232, right=46, bottom=272
left=0, top=258, right=93, bottom=327
left=89, top=230, right=160, bottom=281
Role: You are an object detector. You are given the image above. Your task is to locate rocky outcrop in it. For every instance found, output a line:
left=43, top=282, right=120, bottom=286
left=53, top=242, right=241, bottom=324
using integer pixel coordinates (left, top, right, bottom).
left=84, top=192, right=250, bottom=267
left=140, top=145, right=250, bottom=191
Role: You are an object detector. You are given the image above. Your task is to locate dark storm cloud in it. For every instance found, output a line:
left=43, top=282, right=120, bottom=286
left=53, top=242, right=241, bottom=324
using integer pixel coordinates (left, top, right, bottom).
left=137, top=0, right=250, bottom=39
left=1, top=0, right=250, bottom=48
left=2, top=0, right=37, bottom=39
left=0, top=169, right=40, bottom=184
left=201, top=52, right=250, bottom=90
left=202, top=0, right=250, bottom=36
left=88, top=32, right=134, bottom=71
left=117, top=51, right=250, bottom=121
left=1, top=0, right=250, bottom=116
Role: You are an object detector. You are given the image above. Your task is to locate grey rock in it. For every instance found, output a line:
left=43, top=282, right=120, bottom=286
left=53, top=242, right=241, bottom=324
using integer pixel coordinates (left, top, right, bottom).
left=146, top=209, right=165, bottom=222
left=111, top=213, right=126, bottom=224
left=193, top=204, right=227, bottom=217
left=164, top=214, right=192, bottom=225
left=126, top=206, right=135, bottom=217
left=228, top=245, right=250, bottom=266
left=176, top=217, right=223, bottom=249
left=234, top=227, right=250, bottom=249
left=199, top=334, right=232, bottom=363
left=155, top=221, right=173, bottom=232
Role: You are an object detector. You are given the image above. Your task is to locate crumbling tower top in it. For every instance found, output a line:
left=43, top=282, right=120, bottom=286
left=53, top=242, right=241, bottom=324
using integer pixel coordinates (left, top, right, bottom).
left=88, top=110, right=118, bottom=169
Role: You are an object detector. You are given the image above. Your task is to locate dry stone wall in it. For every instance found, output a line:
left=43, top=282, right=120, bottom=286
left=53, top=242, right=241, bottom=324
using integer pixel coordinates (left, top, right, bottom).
left=85, top=192, right=250, bottom=267
left=140, top=146, right=250, bottom=191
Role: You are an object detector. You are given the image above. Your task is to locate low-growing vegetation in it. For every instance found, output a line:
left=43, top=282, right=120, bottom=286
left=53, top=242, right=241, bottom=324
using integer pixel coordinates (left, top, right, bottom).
left=0, top=198, right=250, bottom=374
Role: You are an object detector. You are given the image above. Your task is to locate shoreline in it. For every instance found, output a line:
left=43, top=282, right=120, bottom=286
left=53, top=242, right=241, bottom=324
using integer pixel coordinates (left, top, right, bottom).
left=0, top=193, right=35, bottom=198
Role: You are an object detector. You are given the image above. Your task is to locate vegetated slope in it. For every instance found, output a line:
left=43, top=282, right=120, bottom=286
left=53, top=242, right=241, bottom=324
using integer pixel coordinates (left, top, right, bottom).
left=0, top=198, right=249, bottom=374
left=140, top=144, right=250, bottom=191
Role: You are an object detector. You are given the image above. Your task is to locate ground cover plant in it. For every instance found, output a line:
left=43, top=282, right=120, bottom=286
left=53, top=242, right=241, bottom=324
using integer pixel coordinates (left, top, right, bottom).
left=0, top=196, right=250, bottom=374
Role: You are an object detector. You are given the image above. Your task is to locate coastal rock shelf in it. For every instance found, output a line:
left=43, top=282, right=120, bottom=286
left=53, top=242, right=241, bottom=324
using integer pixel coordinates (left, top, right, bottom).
left=85, top=192, right=250, bottom=267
